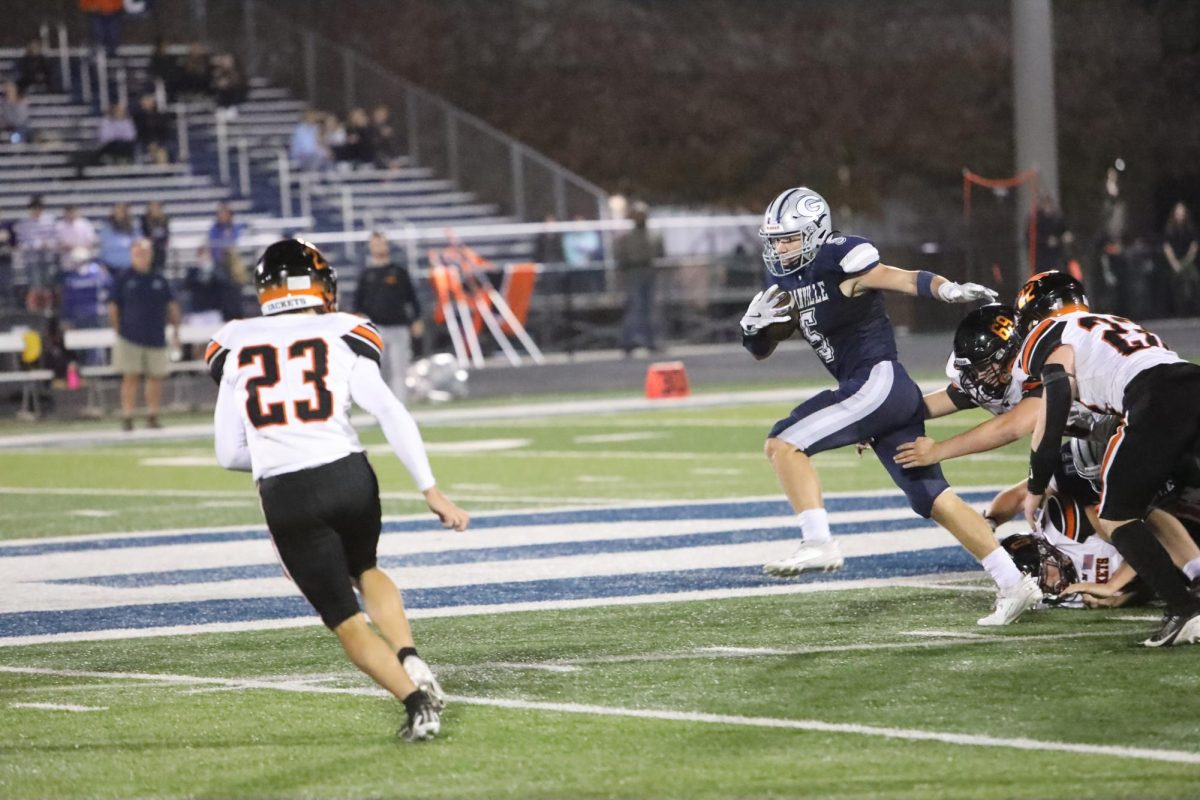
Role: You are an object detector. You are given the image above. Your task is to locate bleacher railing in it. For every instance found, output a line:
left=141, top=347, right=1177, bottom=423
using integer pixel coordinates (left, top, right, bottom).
left=202, top=0, right=609, bottom=225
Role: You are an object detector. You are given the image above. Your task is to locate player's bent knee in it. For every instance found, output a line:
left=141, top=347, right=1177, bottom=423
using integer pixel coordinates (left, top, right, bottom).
left=764, top=437, right=804, bottom=462
left=912, top=485, right=951, bottom=520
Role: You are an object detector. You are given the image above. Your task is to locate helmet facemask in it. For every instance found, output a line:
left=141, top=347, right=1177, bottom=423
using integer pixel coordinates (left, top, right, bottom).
left=759, top=188, right=832, bottom=277
left=955, top=345, right=1016, bottom=404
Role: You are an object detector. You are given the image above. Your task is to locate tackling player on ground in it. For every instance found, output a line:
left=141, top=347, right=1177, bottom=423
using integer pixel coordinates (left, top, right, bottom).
left=743, top=187, right=1041, bottom=625
left=206, top=239, right=469, bottom=740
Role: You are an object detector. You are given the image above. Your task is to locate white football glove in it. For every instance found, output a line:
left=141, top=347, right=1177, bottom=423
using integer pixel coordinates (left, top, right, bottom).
left=740, top=284, right=794, bottom=335
left=402, top=654, right=446, bottom=711
left=937, top=281, right=999, bottom=304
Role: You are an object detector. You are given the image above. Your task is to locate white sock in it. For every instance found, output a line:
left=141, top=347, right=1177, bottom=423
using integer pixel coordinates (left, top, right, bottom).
left=981, top=547, right=1024, bottom=589
left=1183, top=557, right=1200, bottom=583
left=798, top=508, right=832, bottom=544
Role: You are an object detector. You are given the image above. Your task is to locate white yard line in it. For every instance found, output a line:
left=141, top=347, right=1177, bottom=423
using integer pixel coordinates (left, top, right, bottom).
left=9, top=702, right=108, bottom=712
left=0, top=664, right=1196, bottom=765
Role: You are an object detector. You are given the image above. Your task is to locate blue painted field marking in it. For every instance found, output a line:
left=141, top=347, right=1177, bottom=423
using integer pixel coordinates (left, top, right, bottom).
left=52, top=516, right=943, bottom=589
left=0, top=547, right=979, bottom=639
left=0, top=491, right=995, bottom=558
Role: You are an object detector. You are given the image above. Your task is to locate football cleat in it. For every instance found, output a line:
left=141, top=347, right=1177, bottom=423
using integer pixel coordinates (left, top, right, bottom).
left=402, top=654, right=445, bottom=711
left=399, top=689, right=440, bottom=742
left=1142, top=607, right=1200, bottom=648
left=977, top=574, right=1042, bottom=626
left=763, top=540, right=844, bottom=577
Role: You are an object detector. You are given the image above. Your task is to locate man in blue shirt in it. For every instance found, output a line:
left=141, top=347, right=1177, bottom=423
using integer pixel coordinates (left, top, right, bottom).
left=106, top=238, right=181, bottom=431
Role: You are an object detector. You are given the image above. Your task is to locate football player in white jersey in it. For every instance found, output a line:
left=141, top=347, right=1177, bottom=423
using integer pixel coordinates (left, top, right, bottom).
left=207, top=239, right=469, bottom=740
left=1017, top=271, right=1200, bottom=646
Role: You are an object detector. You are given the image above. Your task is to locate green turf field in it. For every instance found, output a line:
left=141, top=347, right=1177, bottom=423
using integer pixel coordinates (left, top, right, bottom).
left=1, top=392, right=1197, bottom=799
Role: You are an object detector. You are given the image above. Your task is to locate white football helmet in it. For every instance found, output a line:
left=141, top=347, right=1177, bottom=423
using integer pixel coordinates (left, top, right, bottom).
left=759, top=187, right=833, bottom=277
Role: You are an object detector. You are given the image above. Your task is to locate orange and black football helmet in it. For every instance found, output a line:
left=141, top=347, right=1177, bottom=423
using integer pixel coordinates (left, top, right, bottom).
left=1014, top=271, right=1088, bottom=337
left=254, top=238, right=337, bottom=316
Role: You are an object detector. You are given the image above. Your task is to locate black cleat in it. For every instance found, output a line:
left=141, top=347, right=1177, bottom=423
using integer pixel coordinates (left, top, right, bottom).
left=1143, top=607, right=1200, bottom=648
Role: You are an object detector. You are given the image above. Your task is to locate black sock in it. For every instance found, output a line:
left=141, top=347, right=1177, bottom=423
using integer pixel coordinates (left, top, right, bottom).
left=1111, top=521, right=1199, bottom=615
left=397, top=646, right=419, bottom=663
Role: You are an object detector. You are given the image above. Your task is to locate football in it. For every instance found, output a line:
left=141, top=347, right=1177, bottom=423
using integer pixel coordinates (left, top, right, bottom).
left=764, top=303, right=801, bottom=342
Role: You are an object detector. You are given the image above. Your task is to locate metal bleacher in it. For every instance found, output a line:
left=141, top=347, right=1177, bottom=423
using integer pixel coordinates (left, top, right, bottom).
left=0, top=39, right=537, bottom=272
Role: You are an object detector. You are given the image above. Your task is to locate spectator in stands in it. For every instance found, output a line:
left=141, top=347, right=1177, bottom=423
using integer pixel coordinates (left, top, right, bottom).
left=98, top=202, right=136, bottom=271
left=14, top=38, right=54, bottom=94
left=342, top=107, right=375, bottom=166
left=562, top=214, right=603, bottom=291
left=563, top=214, right=602, bottom=270
left=175, top=43, right=212, bottom=99
left=1163, top=201, right=1199, bottom=317
left=1029, top=193, right=1072, bottom=271
left=210, top=53, right=248, bottom=116
left=0, top=222, right=14, bottom=310
left=58, top=246, right=112, bottom=364
left=80, top=0, right=125, bottom=58
left=141, top=201, right=171, bottom=272
left=149, top=36, right=179, bottom=100
left=55, top=205, right=97, bottom=256
left=14, top=196, right=59, bottom=312
left=207, top=202, right=245, bottom=273
left=290, top=108, right=329, bottom=172
left=95, top=103, right=137, bottom=165
left=107, top=238, right=180, bottom=431
left=323, top=113, right=349, bottom=163
left=535, top=214, right=565, bottom=266
left=183, top=245, right=231, bottom=326
left=369, top=104, right=399, bottom=168
left=354, top=232, right=424, bottom=399
left=615, top=201, right=663, bottom=356
left=0, top=81, right=31, bottom=144
left=132, top=93, right=171, bottom=164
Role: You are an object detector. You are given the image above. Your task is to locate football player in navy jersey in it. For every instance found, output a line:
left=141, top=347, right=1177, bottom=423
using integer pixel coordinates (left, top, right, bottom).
left=742, top=187, right=1042, bottom=625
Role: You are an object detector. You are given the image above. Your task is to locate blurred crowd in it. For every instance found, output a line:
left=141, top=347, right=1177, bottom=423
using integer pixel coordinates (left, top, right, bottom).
left=0, top=195, right=254, bottom=334
left=289, top=104, right=402, bottom=172
left=1029, top=166, right=1200, bottom=321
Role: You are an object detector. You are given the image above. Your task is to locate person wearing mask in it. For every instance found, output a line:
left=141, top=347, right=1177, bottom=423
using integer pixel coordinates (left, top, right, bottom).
left=107, top=238, right=181, bottom=431
left=353, top=233, right=424, bottom=399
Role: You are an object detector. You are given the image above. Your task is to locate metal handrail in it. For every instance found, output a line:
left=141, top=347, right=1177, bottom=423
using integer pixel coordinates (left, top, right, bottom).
left=226, top=1, right=608, bottom=223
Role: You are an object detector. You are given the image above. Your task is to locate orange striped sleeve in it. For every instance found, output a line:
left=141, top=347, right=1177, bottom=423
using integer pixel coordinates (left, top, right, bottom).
left=351, top=324, right=384, bottom=351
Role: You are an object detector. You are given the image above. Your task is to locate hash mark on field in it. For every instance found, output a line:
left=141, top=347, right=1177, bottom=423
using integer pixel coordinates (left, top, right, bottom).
left=572, top=432, right=666, bottom=444
left=68, top=510, right=116, bottom=518
left=1, top=665, right=1197, bottom=765
left=10, top=702, right=108, bottom=712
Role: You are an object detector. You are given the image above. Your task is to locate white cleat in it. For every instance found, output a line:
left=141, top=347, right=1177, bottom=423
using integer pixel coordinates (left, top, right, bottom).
left=763, top=540, right=844, bottom=577
left=977, top=575, right=1042, bottom=626
left=402, top=655, right=446, bottom=711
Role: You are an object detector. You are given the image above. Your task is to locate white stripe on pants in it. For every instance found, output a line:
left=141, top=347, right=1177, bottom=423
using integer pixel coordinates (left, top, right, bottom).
left=776, top=361, right=895, bottom=451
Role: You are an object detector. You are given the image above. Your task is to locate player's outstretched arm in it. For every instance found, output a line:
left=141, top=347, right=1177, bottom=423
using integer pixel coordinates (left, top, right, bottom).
left=896, top=395, right=1041, bottom=468
left=213, top=380, right=252, bottom=472
left=848, top=264, right=997, bottom=303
